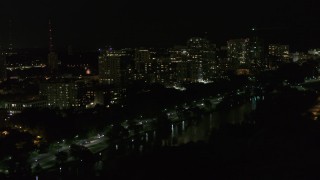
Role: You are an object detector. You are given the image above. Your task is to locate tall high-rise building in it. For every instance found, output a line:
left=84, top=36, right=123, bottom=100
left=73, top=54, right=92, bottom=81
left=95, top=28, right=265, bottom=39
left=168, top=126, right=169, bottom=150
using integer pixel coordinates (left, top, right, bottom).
left=227, top=38, right=249, bottom=67
left=40, top=80, right=80, bottom=109
left=7, top=19, right=14, bottom=56
left=187, top=37, right=212, bottom=50
left=154, top=57, right=176, bottom=85
left=0, top=51, right=7, bottom=82
left=134, top=49, right=151, bottom=63
left=245, top=28, right=267, bottom=69
left=176, top=60, right=193, bottom=83
left=269, top=44, right=290, bottom=61
left=134, top=49, right=153, bottom=77
left=47, top=20, right=59, bottom=74
left=247, top=37, right=265, bottom=67
left=171, top=47, right=191, bottom=83
left=187, top=37, right=217, bottom=82
left=170, top=38, right=217, bottom=84
left=98, top=48, right=122, bottom=86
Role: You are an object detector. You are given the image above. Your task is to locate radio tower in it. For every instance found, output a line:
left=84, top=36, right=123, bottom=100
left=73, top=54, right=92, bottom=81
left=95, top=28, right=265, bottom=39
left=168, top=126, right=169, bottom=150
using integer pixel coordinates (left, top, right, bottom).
left=49, top=20, right=54, bottom=52
left=8, top=19, right=14, bottom=55
left=47, top=19, right=59, bottom=75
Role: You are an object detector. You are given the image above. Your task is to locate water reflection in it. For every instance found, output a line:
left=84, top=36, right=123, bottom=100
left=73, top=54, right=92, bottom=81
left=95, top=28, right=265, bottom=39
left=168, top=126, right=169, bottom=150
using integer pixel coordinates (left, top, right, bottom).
left=114, top=102, right=254, bottom=150
left=172, top=103, right=253, bottom=146
left=145, top=133, right=149, bottom=142
left=97, top=101, right=257, bottom=175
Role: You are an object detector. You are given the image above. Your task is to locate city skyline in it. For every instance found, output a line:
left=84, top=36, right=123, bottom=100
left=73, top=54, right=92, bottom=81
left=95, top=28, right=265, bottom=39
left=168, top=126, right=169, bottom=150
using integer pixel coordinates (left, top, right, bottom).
left=2, top=1, right=320, bottom=179
left=0, top=0, right=319, bottom=51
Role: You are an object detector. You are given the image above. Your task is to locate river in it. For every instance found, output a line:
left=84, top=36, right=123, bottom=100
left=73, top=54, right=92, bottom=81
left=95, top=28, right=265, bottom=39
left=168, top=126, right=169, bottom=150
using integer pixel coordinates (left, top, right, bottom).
left=122, top=96, right=259, bottom=152
left=170, top=102, right=254, bottom=146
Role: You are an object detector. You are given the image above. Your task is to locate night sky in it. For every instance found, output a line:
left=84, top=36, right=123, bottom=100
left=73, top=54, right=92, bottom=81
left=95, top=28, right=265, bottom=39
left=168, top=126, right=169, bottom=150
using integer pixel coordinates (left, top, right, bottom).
left=0, top=0, right=319, bottom=51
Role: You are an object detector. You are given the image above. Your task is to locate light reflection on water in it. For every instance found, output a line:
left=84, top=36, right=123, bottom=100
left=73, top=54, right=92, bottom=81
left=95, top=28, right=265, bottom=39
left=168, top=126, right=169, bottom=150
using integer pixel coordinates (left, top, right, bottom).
left=97, top=101, right=257, bottom=173
left=172, top=103, right=253, bottom=146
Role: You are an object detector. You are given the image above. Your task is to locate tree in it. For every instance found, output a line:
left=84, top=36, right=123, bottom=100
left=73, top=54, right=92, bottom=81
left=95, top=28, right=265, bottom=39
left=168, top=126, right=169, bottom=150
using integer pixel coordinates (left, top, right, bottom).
left=4, top=156, right=32, bottom=179
left=69, top=144, right=95, bottom=177
left=55, top=151, right=69, bottom=165
left=33, top=163, right=43, bottom=176
left=204, top=100, right=213, bottom=111
left=301, top=60, right=319, bottom=79
left=106, top=124, right=129, bottom=144
left=277, top=62, right=304, bottom=84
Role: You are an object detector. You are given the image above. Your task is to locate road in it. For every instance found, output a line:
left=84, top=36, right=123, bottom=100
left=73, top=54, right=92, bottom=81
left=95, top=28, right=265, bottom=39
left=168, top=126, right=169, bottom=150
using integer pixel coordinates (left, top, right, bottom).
left=30, top=135, right=108, bottom=170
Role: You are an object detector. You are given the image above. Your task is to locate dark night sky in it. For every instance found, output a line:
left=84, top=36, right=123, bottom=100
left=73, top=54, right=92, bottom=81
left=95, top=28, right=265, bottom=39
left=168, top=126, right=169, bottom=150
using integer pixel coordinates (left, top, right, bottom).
left=0, top=0, right=319, bottom=51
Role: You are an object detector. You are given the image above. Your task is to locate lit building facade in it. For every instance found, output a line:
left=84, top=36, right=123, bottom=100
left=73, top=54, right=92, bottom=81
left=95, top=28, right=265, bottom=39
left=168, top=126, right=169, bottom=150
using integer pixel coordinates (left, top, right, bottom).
left=98, top=48, right=130, bottom=105
left=187, top=37, right=217, bottom=82
left=133, top=49, right=153, bottom=81
left=153, top=57, right=177, bottom=85
left=4, top=99, right=47, bottom=114
left=0, top=52, right=7, bottom=82
left=171, top=38, right=217, bottom=84
left=98, top=48, right=123, bottom=86
left=40, top=80, right=80, bottom=109
left=227, top=38, right=249, bottom=67
left=268, top=44, right=290, bottom=60
left=291, top=52, right=310, bottom=62
left=48, top=52, right=59, bottom=73
left=170, top=47, right=190, bottom=83
left=247, top=37, right=265, bottom=68
left=47, top=20, right=59, bottom=74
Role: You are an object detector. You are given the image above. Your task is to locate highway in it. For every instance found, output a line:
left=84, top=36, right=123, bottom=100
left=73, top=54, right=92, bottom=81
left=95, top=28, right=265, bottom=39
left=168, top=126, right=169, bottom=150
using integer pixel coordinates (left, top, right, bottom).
left=30, top=134, right=108, bottom=170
